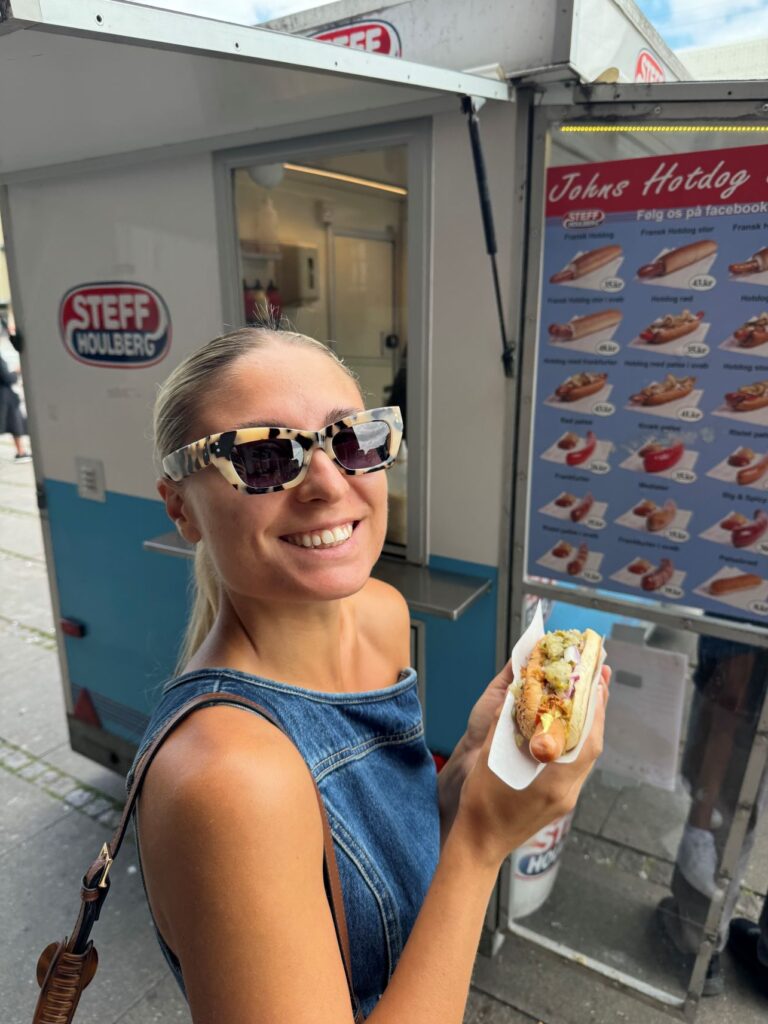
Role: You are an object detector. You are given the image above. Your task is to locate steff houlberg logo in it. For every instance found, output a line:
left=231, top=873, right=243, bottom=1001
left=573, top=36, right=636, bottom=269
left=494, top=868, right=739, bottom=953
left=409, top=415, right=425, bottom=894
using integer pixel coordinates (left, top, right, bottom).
left=59, top=282, right=171, bottom=368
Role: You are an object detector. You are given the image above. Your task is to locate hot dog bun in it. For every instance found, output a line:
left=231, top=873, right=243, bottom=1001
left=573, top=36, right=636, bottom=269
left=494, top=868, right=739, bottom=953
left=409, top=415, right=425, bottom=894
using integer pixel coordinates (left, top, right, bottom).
left=515, top=628, right=603, bottom=763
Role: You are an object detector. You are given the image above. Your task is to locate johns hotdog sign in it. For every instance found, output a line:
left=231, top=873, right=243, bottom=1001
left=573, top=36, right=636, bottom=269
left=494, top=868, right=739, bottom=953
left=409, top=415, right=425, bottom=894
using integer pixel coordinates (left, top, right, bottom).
left=59, top=282, right=171, bottom=368
left=526, top=144, right=768, bottom=626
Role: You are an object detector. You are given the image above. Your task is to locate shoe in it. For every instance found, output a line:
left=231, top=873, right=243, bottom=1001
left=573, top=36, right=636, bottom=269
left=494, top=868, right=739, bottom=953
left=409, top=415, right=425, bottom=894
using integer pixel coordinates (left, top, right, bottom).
left=13, top=452, right=32, bottom=462
left=676, top=825, right=718, bottom=898
left=728, top=918, right=768, bottom=996
left=702, top=953, right=724, bottom=997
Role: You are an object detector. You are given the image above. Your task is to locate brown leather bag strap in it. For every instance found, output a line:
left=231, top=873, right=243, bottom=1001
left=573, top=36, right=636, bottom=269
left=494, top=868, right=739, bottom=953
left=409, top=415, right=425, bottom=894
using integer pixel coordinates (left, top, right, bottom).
left=35, top=692, right=363, bottom=1023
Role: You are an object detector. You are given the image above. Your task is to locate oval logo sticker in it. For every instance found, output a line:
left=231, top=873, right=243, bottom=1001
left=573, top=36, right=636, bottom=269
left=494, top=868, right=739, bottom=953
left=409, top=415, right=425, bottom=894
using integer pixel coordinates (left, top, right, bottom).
left=59, top=282, right=171, bottom=368
left=311, top=21, right=402, bottom=57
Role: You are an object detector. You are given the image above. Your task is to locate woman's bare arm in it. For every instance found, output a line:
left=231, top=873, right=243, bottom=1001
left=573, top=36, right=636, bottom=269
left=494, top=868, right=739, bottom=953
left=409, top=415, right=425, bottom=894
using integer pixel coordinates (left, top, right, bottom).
left=139, top=680, right=607, bottom=1024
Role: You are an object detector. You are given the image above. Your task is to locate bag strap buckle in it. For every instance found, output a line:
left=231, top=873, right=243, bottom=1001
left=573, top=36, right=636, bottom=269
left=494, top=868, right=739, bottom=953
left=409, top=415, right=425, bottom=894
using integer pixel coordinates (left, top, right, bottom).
left=97, top=843, right=113, bottom=890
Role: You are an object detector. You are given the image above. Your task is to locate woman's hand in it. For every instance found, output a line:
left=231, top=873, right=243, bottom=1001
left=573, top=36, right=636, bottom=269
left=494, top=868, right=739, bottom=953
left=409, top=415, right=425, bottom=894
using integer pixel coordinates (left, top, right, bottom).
left=452, top=667, right=611, bottom=869
left=437, top=662, right=514, bottom=845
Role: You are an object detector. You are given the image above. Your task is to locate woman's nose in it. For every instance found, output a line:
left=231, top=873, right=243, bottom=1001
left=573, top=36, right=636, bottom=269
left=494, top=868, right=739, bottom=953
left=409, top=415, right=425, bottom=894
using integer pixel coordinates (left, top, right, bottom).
left=296, top=448, right=349, bottom=501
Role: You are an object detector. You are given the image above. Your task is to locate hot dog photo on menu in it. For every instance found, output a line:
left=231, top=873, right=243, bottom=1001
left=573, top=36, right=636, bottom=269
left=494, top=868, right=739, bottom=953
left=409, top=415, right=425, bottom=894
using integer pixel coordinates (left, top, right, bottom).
left=549, top=245, right=624, bottom=290
left=628, top=309, right=710, bottom=356
left=548, top=309, right=622, bottom=354
left=729, top=245, right=768, bottom=284
left=636, top=240, right=718, bottom=288
left=706, top=447, right=768, bottom=492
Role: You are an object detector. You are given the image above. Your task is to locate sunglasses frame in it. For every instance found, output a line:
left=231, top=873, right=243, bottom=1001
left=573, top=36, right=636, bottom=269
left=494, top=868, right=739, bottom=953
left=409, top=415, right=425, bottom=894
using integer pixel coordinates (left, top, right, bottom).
left=162, top=406, right=403, bottom=494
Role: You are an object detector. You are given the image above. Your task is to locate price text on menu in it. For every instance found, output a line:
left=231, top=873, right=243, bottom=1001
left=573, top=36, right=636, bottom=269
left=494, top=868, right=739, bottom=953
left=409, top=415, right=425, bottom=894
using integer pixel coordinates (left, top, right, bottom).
left=528, top=143, right=768, bottom=625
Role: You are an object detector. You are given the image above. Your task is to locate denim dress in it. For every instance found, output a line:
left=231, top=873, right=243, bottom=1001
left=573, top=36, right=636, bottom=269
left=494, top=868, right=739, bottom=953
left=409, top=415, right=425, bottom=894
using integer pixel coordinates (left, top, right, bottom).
left=126, top=666, right=441, bottom=1018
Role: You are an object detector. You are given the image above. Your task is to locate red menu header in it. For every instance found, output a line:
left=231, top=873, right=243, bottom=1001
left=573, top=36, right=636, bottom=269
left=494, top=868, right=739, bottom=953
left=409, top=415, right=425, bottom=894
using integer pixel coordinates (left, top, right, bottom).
left=546, top=143, right=768, bottom=217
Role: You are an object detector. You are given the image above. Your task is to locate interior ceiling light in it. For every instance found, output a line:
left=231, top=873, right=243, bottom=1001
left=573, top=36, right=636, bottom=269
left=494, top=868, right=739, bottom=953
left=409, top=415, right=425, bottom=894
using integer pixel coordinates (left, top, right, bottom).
left=282, top=162, right=407, bottom=196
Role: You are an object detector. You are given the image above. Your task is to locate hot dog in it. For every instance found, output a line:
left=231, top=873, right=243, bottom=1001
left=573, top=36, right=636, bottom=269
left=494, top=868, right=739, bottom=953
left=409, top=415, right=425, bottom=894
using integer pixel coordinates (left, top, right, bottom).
left=638, top=240, right=717, bottom=279
left=567, top=542, right=589, bottom=576
left=570, top=493, right=594, bottom=523
left=558, top=432, right=580, bottom=450
left=630, top=374, right=696, bottom=407
left=514, top=628, right=603, bottom=763
left=729, top=447, right=756, bottom=468
left=555, top=373, right=608, bottom=403
left=647, top=500, right=677, bottom=533
left=552, top=541, right=572, bottom=559
left=643, top=441, right=684, bottom=474
left=733, top=313, right=768, bottom=348
left=566, top=431, right=597, bottom=466
left=554, top=493, right=577, bottom=508
left=720, top=512, right=748, bottom=531
left=708, top=573, right=763, bottom=596
left=738, top=454, right=768, bottom=486
left=550, top=246, right=622, bottom=284
left=725, top=381, right=768, bottom=413
left=640, top=310, right=704, bottom=345
left=729, top=247, right=768, bottom=276
left=732, top=511, right=768, bottom=549
left=641, top=558, right=674, bottom=592
left=628, top=558, right=652, bottom=575
left=549, top=309, right=622, bottom=341
left=633, top=499, right=657, bottom=517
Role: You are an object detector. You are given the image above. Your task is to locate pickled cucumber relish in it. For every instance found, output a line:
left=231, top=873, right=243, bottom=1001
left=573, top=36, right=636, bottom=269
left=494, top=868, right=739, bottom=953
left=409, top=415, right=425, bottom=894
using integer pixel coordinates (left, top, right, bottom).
left=540, top=629, right=584, bottom=692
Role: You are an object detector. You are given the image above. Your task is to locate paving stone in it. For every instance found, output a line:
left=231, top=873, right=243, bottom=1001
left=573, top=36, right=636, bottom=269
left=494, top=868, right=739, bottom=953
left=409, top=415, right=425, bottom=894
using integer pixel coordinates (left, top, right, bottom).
left=82, top=796, right=115, bottom=819
left=44, top=774, right=78, bottom=798
left=41, top=741, right=128, bottom=803
left=18, top=761, right=47, bottom=781
left=0, top=545, right=55, bottom=635
left=573, top=770, right=622, bottom=836
left=0, top=510, right=45, bottom=561
left=600, top=782, right=690, bottom=861
left=98, top=809, right=123, bottom=829
left=464, top=988, right=537, bottom=1023
left=2, top=749, right=31, bottom=770
left=0, top=770, right=71, bottom=855
left=0, top=639, right=69, bottom=755
left=64, top=787, right=96, bottom=808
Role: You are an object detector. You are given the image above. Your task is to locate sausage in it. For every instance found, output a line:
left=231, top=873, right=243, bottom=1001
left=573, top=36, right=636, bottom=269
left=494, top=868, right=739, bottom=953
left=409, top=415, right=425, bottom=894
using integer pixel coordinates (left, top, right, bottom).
left=556, top=373, right=608, bottom=402
left=566, top=431, right=597, bottom=466
left=732, top=511, right=768, bottom=549
left=549, top=309, right=622, bottom=341
left=647, top=500, right=677, bottom=533
left=638, top=240, right=717, bottom=279
left=567, top=543, right=589, bottom=576
left=640, top=311, right=704, bottom=345
left=552, top=541, right=572, bottom=558
left=729, top=247, right=768, bottom=275
left=529, top=717, right=568, bottom=763
left=550, top=245, right=622, bottom=284
left=641, top=558, right=674, bottom=592
left=708, top=573, right=763, bottom=596
left=630, top=375, right=696, bottom=407
left=570, top=493, right=594, bottom=522
left=643, top=441, right=684, bottom=474
left=734, top=314, right=768, bottom=348
left=737, top=455, right=768, bottom=486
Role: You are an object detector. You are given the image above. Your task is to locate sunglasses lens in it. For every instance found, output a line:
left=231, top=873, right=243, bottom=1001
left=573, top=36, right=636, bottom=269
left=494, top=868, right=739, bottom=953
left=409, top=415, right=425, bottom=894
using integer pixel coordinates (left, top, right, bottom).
left=332, top=421, right=391, bottom=471
left=231, top=439, right=303, bottom=489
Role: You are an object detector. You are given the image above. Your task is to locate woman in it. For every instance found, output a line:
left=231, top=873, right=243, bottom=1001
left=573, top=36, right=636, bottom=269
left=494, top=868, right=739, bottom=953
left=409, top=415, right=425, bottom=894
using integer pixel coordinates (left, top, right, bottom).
left=0, top=353, right=31, bottom=461
left=129, top=323, right=609, bottom=1023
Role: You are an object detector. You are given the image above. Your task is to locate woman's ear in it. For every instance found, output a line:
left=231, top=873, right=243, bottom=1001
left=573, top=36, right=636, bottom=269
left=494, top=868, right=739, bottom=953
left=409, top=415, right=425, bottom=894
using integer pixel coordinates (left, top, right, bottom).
left=157, top=478, right=202, bottom=544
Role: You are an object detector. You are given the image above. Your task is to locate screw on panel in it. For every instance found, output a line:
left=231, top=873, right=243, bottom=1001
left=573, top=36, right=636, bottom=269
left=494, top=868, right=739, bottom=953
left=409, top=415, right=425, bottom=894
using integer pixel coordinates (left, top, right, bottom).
left=653, top=106, right=662, bottom=115
left=762, top=103, right=768, bottom=112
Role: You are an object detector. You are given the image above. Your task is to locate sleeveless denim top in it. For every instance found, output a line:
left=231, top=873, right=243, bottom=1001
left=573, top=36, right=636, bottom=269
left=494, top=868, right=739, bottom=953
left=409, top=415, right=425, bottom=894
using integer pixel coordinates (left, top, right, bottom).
left=126, top=666, right=440, bottom=1018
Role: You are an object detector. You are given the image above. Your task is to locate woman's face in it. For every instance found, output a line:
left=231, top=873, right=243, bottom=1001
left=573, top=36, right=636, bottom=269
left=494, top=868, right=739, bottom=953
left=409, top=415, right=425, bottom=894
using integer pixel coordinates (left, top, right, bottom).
left=169, top=343, right=388, bottom=604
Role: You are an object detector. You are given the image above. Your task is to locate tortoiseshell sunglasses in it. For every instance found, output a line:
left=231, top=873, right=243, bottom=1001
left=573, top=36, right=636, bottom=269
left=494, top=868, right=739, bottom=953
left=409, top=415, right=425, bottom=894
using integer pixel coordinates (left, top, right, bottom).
left=162, top=406, right=403, bottom=494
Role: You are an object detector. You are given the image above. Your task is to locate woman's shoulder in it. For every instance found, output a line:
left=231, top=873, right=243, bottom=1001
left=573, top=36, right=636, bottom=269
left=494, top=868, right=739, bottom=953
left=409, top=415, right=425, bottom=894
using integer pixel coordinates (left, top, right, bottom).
left=356, top=576, right=411, bottom=669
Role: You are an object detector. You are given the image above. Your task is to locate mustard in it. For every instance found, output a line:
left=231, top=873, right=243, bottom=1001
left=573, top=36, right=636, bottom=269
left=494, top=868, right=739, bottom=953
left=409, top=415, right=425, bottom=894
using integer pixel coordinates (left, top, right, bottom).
left=539, top=712, right=554, bottom=734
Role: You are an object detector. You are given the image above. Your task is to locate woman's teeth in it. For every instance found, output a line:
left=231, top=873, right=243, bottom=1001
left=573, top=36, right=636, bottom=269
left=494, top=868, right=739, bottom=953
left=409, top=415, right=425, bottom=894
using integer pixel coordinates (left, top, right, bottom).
left=284, top=523, right=354, bottom=548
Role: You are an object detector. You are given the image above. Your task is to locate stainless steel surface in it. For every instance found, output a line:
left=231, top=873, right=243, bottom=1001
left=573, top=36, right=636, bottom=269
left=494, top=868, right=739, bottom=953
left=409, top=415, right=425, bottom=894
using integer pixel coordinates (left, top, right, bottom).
left=143, top=531, right=492, bottom=619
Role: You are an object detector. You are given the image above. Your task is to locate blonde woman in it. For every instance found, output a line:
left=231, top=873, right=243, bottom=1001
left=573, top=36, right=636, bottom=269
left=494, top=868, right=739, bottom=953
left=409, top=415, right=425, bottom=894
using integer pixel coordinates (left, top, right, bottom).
left=128, top=323, right=609, bottom=1023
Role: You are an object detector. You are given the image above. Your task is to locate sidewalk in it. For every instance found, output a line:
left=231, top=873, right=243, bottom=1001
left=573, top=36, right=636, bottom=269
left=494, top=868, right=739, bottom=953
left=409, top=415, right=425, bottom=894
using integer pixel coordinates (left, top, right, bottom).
left=1, top=436, right=766, bottom=1023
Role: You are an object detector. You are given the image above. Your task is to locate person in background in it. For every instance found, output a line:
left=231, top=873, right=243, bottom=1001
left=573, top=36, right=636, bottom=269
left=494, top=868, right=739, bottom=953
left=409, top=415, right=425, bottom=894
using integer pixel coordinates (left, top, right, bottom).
left=658, top=634, right=768, bottom=997
left=0, top=353, right=31, bottom=462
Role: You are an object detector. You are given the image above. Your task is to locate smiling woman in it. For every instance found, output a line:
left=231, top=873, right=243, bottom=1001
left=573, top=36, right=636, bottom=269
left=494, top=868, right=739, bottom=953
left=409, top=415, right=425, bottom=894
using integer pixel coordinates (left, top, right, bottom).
left=120, top=318, right=609, bottom=1024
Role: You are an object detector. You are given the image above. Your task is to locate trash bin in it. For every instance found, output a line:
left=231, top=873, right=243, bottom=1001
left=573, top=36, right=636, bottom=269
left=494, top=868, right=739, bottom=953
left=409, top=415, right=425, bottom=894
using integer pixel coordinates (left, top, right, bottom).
left=506, top=810, right=574, bottom=922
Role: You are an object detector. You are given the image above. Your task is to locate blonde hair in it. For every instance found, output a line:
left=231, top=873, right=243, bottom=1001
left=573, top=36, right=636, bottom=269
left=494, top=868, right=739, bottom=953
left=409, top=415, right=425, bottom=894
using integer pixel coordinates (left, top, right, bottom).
left=153, top=322, right=360, bottom=675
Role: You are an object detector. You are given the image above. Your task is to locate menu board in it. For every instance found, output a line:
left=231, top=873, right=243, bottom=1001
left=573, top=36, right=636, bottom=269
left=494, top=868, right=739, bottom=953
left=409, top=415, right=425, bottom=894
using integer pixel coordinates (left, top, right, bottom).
left=528, top=143, right=768, bottom=625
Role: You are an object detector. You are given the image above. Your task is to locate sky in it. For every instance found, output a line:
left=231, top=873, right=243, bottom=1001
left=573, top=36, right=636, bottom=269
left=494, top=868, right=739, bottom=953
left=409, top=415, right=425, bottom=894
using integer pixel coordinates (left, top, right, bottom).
left=132, top=0, right=768, bottom=51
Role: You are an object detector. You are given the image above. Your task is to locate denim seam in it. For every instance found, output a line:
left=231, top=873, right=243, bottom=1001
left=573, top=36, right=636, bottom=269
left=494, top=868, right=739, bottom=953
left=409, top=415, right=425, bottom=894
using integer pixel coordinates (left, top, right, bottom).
left=161, top=668, right=417, bottom=704
left=327, top=808, right=402, bottom=979
left=314, top=725, right=425, bottom=782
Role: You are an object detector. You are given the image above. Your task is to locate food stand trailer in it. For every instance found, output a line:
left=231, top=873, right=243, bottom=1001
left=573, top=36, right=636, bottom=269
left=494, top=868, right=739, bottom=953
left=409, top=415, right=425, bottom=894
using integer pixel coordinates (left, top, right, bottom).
left=2, top=0, right=767, bottom=1019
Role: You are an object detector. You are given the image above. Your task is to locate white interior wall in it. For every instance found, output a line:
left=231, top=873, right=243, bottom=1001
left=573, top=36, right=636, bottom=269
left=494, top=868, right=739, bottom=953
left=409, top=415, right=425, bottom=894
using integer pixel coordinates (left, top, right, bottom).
left=428, top=101, right=516, bottom=568
left=7, top=155, right=223, bottom=498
